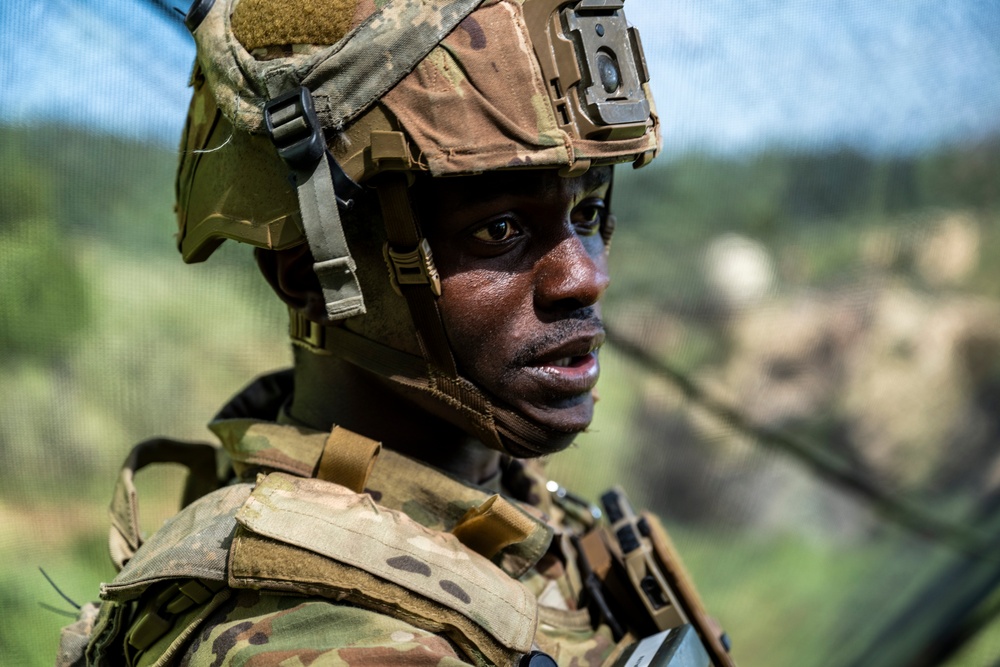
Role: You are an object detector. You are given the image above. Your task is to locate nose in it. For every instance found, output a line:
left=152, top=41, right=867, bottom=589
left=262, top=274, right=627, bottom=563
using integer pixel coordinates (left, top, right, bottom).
left=534, top=234, right=610, bottom=314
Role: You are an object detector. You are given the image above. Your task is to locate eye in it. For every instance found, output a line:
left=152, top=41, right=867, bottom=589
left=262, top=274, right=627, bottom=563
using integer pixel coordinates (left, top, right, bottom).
left=573, top=200, right=606, bottom=237
left=470, top=218, right=520, bottom=243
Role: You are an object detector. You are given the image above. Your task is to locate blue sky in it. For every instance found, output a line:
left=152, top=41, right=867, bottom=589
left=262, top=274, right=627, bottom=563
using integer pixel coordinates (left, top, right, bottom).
left=1, top=0, right=998, bottom=155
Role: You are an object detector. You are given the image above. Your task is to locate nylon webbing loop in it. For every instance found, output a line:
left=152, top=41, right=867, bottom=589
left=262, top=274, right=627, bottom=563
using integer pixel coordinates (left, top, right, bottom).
left=301, top=156, right=367, bottom=320
left=265, top=88, right=366, bottom=321
left=451, top=494, right=536, bottom=559
left=315, top=425, right=382, bottom=493
left=377, top=174, right=458, bottom=375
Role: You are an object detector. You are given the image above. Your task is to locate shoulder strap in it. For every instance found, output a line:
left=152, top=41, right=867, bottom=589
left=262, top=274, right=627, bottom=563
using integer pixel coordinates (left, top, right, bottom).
left=210, top=418, right=555, bottom=576
left=108, top=438, right=220, bottom=571
left=102, top=484, right=252, bottom=603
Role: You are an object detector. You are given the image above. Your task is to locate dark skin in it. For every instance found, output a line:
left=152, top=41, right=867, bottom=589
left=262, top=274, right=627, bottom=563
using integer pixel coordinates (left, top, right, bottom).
left=258, top=167, right=612, bottom=485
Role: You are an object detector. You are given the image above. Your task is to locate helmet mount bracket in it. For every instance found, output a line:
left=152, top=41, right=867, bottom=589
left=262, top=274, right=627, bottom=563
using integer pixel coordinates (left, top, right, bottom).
left=524, top=0, right=650, bottom=143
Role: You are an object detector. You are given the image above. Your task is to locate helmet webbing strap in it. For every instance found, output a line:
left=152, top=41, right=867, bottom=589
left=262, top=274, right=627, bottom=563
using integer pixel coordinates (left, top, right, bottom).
left=297, top=154, right=367, bottom=319
left=377, top=173, right=458, bottom=376
left=266, top=87, right=366, bottom=320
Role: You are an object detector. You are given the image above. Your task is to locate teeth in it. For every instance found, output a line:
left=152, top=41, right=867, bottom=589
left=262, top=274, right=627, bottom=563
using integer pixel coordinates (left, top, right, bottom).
left=551, top=357, right=573, bottom=368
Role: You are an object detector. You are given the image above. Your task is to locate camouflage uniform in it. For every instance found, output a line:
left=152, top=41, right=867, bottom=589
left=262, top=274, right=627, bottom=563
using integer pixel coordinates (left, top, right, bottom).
left=58, top=372, right=618, bottom=666
left=56, top=0, right=704, bottom=664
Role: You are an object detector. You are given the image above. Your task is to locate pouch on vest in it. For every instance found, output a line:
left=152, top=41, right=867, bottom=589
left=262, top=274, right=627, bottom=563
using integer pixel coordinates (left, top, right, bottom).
left=228, top=472, right=539, bottom=667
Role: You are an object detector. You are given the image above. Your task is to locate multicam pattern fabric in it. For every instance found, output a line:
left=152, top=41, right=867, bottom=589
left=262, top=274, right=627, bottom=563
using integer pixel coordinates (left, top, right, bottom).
left=382, top=0, right=572, bottom=176
left=194, top=0, right=487, bottom=134
left=211, top=418, right=556, bottom=578
left=176, top=0, right=659, bottom=279
left=382, top=0, right=659, bottom=176
left=179, top=590, right=471, bottom=666
left=62, top=418, right=622, bottom=666
left=101, top=485, right=249, bottom=602
left=193, top=0, right=657, bottom=175
left=233, top=473, right=537, bottom=656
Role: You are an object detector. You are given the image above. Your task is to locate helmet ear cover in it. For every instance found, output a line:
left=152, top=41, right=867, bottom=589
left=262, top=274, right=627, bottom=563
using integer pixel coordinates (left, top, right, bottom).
left=176, top=74, right=417, bottom=264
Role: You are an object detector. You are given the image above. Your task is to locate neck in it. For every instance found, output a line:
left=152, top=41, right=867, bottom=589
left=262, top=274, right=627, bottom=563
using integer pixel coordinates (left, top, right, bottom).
left=287, top=348, right=502, bottom=485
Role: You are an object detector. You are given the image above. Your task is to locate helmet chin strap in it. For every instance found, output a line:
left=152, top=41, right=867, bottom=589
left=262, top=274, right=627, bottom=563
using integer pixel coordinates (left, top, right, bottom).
left=288, top=311, right=578, bottom=459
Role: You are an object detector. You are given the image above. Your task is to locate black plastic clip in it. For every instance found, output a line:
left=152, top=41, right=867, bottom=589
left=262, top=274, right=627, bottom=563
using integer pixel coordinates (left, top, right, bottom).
left=264, top=87, right=326, bottom=171
left=184, top=0, right=214, bottom=32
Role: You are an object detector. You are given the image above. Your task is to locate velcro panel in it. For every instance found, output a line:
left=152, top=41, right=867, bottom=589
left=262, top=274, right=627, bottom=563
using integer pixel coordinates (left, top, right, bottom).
left=231, top=0, right=356, bottom=50
left=234, top=473, right=537, bottom=654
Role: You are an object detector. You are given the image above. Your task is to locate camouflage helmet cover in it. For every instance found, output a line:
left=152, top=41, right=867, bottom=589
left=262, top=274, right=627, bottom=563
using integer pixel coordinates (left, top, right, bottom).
left=177, top=0, right=660, bottom=263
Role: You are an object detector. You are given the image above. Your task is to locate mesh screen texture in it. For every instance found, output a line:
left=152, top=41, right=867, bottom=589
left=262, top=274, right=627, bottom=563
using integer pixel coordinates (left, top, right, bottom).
left=2, top=1, right=999, bottom=665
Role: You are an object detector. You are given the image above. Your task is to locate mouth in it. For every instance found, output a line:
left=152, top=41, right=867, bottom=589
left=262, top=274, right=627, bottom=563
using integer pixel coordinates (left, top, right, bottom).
left=522, top=332, right=605, bottom=396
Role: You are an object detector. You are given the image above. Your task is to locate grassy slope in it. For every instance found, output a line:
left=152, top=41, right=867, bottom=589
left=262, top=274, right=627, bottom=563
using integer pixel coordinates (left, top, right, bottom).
left=2, top=125, right=999, bottom=665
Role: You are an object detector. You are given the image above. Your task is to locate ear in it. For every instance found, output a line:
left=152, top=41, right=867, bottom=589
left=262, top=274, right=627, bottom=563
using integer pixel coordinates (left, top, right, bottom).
left=255, top=244, right=328, bottom=323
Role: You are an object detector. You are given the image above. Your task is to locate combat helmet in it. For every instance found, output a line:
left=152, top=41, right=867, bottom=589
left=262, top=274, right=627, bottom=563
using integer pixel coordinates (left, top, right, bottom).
left=176, top=0, right=661, bottom=457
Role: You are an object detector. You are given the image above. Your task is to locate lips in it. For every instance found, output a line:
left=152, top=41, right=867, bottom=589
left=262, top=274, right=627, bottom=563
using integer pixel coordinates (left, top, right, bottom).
left=522, top=331, right=605, bottom=396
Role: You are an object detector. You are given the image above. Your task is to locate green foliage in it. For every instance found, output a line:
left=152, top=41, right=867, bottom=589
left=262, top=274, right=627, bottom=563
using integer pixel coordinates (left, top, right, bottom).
left=0, top=216, right=91, bottom=361
left=608, top=140, right=1000, bottom=307
left=916, top=136, right=1000, bottom=211
left=0, top=124, right=180, bottom=251
left=1, top=522, right=114, bottom=666
left=2, top=123, right=999, bottom=666
left=0, top=152, right=51, bottom=223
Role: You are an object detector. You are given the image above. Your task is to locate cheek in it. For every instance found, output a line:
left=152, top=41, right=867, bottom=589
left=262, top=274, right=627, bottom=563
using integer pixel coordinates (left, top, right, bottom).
left=438, top=268, right=532, bottom=380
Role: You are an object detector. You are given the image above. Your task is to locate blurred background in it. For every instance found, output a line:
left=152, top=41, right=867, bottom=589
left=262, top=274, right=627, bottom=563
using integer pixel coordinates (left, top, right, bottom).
left=2, top=1, right=999, bottom=665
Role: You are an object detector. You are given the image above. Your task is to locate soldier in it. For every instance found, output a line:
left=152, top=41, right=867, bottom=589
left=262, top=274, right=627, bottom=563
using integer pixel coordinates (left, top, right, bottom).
left=58, top=0, right=732, bottom=665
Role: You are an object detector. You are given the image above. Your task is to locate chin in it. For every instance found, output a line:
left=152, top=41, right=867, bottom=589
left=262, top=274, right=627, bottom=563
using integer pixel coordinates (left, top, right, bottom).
left=518, top=393, right=596, bottom=437
left=485, top=391, right=596, bottom=459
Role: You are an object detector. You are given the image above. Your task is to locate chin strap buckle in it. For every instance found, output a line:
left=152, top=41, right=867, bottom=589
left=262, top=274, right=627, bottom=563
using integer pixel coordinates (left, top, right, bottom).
left=384, top=238, right=442, bottom=297
left=264, top=87, right=325, bottom=171
left=289, top=308, right=333, bottom=355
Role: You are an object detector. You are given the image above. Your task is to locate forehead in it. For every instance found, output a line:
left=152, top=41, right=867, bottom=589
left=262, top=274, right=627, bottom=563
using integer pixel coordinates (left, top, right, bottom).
left=412, top=167, right=612, bottom=212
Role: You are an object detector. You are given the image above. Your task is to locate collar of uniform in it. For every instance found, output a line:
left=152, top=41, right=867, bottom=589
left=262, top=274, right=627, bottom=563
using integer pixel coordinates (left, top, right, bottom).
left=210, top=417, right=553, bottom=578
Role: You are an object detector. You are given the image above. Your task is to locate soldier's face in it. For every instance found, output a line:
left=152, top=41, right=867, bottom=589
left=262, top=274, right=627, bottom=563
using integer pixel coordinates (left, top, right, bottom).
left=419, top=168, right=612, bottom=437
